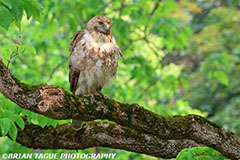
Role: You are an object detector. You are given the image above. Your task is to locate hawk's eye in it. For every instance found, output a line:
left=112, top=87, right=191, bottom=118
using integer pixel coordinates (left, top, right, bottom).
left=98, top=21, right=104, bottom=25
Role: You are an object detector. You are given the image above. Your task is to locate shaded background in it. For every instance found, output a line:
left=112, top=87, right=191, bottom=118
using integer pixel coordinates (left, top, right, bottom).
left=0, top=0, right=239, bottom=159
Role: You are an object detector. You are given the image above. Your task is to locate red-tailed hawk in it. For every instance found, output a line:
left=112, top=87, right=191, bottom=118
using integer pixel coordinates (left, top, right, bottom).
left=69, top=16, right=122, bottom=129
left=69, top=15, right=122, bottom=96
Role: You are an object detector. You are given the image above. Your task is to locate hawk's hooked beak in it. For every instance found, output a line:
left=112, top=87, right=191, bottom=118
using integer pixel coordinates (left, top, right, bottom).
left=104, top=25, right=110, bottom=33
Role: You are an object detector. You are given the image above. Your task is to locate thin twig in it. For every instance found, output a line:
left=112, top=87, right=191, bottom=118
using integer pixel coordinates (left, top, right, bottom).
left=149, top=0, right=162, bottom=18
left=7, top=45, right=19, bottom=68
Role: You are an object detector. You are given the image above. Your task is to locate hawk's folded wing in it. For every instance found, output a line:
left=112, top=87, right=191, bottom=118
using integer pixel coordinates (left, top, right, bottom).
left=69, top=31, right=85, bottom=94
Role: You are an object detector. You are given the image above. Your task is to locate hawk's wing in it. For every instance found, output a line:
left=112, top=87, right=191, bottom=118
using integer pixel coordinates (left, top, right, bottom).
left=112, top=36, right=123, bottom=57
left=69, top=30, right=85, bottom=94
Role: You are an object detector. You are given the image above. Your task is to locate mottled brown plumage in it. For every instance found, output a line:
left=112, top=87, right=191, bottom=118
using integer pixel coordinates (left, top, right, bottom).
left=69, top=16, right=122, bottom=96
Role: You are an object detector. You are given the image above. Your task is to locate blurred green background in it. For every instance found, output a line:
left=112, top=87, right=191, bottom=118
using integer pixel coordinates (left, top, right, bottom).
left=0, top=0, right=239, bottom=159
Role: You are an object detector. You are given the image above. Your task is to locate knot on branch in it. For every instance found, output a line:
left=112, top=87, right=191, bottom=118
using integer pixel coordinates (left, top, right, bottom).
left=38, top=85, right=65, bottom=112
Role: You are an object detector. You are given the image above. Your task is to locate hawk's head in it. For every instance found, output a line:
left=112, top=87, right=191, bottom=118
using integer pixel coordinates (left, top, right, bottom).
left=87, top=16, right=113, bottom=35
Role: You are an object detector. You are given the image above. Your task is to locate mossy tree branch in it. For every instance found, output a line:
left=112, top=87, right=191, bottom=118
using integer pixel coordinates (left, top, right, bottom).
left=0, top=60, right=240, bottom=159
left=16, top=120, right=201, bottom=159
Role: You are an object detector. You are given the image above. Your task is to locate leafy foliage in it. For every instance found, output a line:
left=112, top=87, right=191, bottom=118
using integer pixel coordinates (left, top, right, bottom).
left=0, top=100, right=24, bottom=140
left=0, top=0, right=42, bottom=30
left=176, top=147, right=229, bottom=160
left=0, top=0, right=239, bottom=159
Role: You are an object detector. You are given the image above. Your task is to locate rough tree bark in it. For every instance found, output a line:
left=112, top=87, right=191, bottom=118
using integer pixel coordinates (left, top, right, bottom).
left=17, top=120, right=201, bottom=158
left=0, top=60, right=240, bottom=159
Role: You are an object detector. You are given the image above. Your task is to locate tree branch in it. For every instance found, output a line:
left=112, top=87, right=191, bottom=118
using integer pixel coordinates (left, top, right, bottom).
left=0, top=59, right=240, bottom=159
left=15, top=120, right=201, bottom=159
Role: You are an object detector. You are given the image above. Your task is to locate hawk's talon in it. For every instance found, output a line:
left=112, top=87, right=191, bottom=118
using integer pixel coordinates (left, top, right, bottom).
left=97, top=91, right=109, bottom=99
left=90, top=94, right=96, bottom=101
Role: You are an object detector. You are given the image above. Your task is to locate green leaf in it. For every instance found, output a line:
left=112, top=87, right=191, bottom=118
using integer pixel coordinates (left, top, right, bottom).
left=176, top=149, right=193, bottom=160
left=21, top=110, right=35, bottom=124
left=30, top=0, right=42, bottom=16
left=0, top=0, right=12, bottom=9
left=22, top=0, right=33, bottom=19
left=9, top=120, right=17, bottom=140
left=15, top=19, right=21, bottom=30
left=22, top=0, right=41, bottom=20
left=51, top=121, right=58, bottom=128
left=15, top=116, right=24, bottom=130
left=30, top=114, right=39, bottom=125
left=213, top=70, right=229, bottom=86
left=38, top=115, right=48, bottom=128
left=0, top=118, right=11, bottom=136
left=27, top=116, right=32, bottom=124
left=192, top=147, right=205, bottom=154
left=0, top=5, right=13, bottom=30
left=10, top=3, right=21, bottom=21
left=9, top=0, right=24, bottom=26
left=198, top=156, right=212, bottom=160
left=47, top=119, right=58, bottom=128
left=24, top=44, right=37, bottom=54
left=0, top=109, right=14, bottom=119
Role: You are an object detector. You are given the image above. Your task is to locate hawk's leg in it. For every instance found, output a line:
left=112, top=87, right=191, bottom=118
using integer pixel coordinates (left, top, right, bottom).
left=87, top=86, right=91, bottom=95
left=87, top=86, right=96, bottom=101
left=95, top=86, right=109, bottom=99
